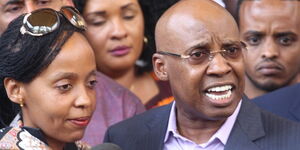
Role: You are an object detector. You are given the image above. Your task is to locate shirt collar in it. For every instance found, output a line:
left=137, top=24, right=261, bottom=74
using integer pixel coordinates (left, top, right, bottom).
left=164, top=100, right=242, bottom=145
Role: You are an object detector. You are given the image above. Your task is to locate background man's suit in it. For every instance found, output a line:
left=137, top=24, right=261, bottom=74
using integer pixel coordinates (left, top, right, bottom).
left=253, top=83, right=300, bottom=122
left=104, top=97, right=300, bottom=150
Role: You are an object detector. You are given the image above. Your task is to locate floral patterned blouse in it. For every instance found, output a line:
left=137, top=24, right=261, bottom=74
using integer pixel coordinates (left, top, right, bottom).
left=0, top=126, right=90, bottom=150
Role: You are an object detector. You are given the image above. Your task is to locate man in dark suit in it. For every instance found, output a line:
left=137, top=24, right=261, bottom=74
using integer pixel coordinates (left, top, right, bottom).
left=253, top=83, right=300, bottom=122
left=104, top=0, right=300, bottom=149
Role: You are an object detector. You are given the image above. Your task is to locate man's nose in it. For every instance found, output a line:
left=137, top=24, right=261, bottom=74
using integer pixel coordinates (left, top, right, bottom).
left=261, top=38, right=279, bottom=59
left=206, top=53, right=232, bottom=76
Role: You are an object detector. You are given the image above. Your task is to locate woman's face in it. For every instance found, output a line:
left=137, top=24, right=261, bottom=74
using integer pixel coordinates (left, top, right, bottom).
left=21, top=33, right=97, bottom=143
left=83, top=0, right=144, bottom=75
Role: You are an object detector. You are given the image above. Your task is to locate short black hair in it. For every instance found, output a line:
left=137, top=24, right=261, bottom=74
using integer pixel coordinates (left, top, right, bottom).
left=73, top=0, right=86, bottom=14
left=0, top=11, right=84, bottom=128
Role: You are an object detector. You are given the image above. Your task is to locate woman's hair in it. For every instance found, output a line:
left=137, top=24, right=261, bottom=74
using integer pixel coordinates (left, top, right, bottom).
left=0, top=11, right=84, bottom=128
left=73, top=0, right=154, bottom=75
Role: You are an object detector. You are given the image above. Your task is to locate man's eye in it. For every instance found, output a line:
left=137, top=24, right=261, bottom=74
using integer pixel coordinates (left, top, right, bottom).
left=278, top=36, right=294, bottom=46
left=246, top=36, right=261, bottom=46
left=190, top=51, right=207, bottom=59
left=224, top=47, right=241, bottom=58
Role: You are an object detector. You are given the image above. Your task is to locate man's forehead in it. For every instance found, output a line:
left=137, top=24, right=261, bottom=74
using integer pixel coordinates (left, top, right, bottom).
left=169, top=13, right=238, bottom=40
left=242, top=0, right=299, bottom=17
left=240, top=0, right=300, bottom=32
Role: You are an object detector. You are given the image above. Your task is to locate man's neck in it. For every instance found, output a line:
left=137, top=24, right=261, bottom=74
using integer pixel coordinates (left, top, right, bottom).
left=176, top=107, right=226, bottom=144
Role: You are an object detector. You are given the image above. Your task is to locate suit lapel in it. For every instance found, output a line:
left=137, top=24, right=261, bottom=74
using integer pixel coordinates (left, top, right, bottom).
left=137, top=103, right=173, bottom=150
left=225, top=97, right=265, bottom=150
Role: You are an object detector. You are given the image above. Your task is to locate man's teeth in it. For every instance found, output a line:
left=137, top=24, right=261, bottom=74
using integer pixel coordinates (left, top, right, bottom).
left=207, top=85, right=232, bottom=92
left=206, top=90, right=232, bottom=100
left=205, top=85, right=233, bottom=100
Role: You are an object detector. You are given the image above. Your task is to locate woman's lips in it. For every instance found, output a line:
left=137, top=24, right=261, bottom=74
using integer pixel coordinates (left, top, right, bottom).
left=109, top=46, right=131, bottom=56
left=69, top=117, right=90, bottom=127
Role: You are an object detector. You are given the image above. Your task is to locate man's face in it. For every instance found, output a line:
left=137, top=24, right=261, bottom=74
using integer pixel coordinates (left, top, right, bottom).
left=157, top=12, right=244, bottom=120
left=0, top=0, right=70, bottom=34
left=239, top=1, right=300, bottom=92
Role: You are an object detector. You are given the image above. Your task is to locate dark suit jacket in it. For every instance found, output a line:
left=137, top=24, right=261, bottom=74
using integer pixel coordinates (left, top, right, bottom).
left=253, top=83, right=300, bottom=122
left=104, top=98, right=300, bottom=150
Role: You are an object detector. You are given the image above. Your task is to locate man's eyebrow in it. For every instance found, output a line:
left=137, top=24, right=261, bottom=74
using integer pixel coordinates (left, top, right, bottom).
left=244, top=30, right=264, bottom=36
left=184, top=41, right=210, bottom=53
left=274, top=32, right=297, bottom=38
left=222, top=39, right=240, bottom=44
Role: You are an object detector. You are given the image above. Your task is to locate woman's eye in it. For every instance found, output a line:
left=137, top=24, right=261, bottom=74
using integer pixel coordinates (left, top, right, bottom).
left=124, top=15, right=134, bottom=20
left=88, top=19, right=105, bottom=26
left=86, top=15, right=106, bottom=26
left=123, top=14, right=135, bottom=20
left=5, top=5, right=23, bottom=13
left=57, top=84, right=72, bottom=92
left=87, top=80, right=97, bottom=89
left=123, top=10, right=136, bottom=20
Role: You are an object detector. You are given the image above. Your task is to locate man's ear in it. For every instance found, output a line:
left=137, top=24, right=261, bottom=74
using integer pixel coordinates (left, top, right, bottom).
left=3, top=78, right=25, bottom=105
left=153, top=53, right=168, bottom=81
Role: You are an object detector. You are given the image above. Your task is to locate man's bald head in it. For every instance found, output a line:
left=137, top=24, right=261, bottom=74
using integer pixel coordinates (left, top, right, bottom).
left=155, top=0, right=239, bottom=52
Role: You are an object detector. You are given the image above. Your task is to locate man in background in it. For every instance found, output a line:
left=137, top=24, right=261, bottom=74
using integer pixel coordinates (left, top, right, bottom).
left=238, top=0, right=300, bottom=99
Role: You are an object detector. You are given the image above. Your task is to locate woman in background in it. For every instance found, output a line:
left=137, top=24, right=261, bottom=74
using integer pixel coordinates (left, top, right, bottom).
left=74, top=0, right=173, bottom=109
left=0, top=7, right=96, bottom=149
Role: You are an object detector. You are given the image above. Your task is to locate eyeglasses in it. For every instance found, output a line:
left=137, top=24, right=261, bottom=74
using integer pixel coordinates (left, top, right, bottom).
left=20, top=6, right=86, bottom=36
left=157, top=42, right=246, bottom=65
